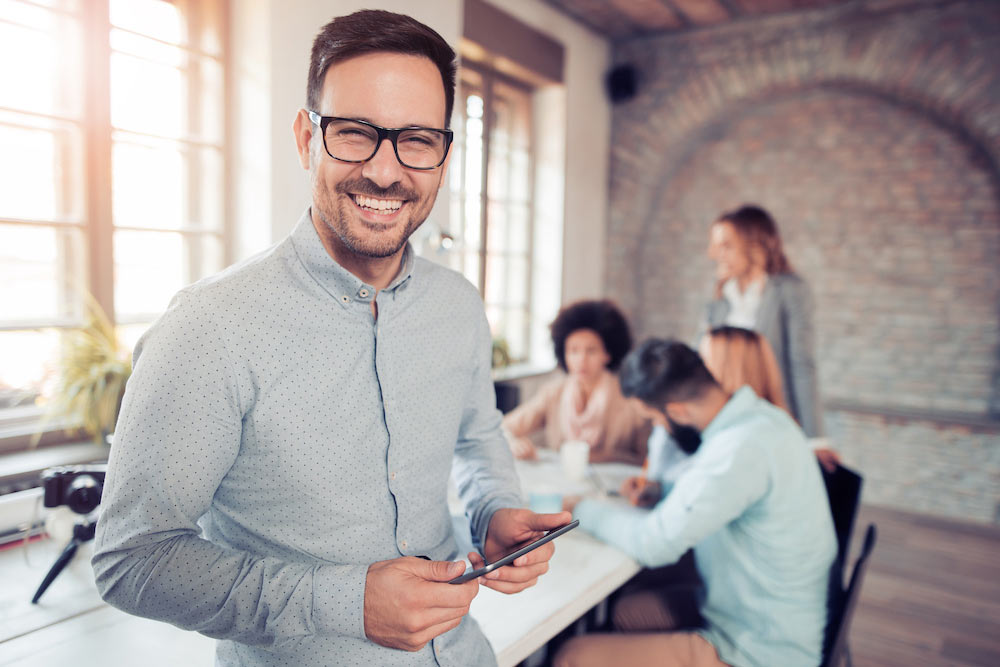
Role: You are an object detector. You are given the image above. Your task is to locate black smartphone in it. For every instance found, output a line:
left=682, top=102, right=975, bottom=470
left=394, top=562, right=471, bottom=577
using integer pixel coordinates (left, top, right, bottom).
left=448, top=519, right=580, bottom=584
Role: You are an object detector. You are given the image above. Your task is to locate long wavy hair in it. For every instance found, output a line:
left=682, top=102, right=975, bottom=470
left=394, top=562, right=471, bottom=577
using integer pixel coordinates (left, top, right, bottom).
left=699, top=326, right=788, bottom=412
left=712, top=205, right=792, bottom=296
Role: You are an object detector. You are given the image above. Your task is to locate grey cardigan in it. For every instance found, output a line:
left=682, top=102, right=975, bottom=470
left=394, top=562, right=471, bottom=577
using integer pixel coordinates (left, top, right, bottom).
left=704, top=272, right=823, bottom=437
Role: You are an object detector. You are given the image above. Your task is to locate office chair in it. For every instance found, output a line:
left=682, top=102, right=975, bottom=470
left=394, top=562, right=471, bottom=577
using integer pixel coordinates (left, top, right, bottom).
left=822, top=523, right=878, bottom=667
left=821, top=463, right=863, bottom=584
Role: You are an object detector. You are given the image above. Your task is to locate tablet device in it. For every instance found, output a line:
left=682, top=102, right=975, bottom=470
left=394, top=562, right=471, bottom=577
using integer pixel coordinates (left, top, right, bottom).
left=448, top=519, right=579, bottom=584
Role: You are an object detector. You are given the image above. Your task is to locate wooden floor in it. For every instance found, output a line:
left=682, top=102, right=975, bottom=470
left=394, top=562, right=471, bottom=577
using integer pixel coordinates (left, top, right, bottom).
left=846, top=505, right=1000, bottom=667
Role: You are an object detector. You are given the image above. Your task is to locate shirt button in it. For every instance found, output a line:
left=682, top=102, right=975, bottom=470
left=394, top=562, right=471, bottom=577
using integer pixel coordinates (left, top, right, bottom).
left=340, top=295, right=350, bottom=304
left=390, top=471, right=396, bottom=480
left=359, top=288, right=370, bottom=298
left=401, top=539, right=408, bottom=549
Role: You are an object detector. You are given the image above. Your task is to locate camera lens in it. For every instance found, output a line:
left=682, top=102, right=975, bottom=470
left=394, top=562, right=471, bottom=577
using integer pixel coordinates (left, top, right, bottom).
left=65, top=474, right=103, bottom=514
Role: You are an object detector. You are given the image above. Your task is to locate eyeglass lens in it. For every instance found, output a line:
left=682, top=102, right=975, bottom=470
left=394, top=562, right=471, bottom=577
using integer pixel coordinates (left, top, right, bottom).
left=325, top=119, right=448, bottom=168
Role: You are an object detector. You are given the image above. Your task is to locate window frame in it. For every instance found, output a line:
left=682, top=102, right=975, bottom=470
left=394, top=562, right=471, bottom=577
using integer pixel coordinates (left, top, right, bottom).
left=454, top=60, right=537, bottom=365
left=0, top=0, right=231, bottom=454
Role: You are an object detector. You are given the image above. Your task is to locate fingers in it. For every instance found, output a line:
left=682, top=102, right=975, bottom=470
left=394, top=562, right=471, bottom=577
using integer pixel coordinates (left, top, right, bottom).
left=518, top=509, right=573, bottom=532
left=421, top=558, right=467, bottom=583
left=482, top=557, right=549, bottom=593
left=512, top=438, right=537, bottom=460
left=364, top=558, right=477, bottom=652
left=402, top=558, right=479, bottom=608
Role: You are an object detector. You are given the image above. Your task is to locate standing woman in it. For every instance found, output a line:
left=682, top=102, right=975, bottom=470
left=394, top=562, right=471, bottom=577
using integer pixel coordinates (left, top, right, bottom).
left=704, top=205, right=823, bottom=436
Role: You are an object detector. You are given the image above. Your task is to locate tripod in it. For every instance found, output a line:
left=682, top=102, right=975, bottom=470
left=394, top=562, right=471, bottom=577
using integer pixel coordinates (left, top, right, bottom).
left=31, top=519, right=97, bottom=604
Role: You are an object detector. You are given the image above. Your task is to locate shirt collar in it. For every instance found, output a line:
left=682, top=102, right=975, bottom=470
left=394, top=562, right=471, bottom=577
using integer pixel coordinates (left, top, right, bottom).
left=701, top=385, right=758, bottom=443
left=290, top=209, right=415, bottom=306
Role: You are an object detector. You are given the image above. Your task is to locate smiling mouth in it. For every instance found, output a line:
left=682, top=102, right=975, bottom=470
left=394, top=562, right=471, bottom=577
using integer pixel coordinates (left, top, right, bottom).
left=352, top=194, right=405, bottom=214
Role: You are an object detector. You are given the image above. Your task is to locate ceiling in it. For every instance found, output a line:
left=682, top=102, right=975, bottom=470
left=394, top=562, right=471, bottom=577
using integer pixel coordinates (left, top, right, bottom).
left=541, top=0, right=860, bottom=41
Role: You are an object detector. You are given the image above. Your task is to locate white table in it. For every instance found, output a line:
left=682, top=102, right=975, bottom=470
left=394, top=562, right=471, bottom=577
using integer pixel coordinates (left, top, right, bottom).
left=0, top=456, right=640, bottom=666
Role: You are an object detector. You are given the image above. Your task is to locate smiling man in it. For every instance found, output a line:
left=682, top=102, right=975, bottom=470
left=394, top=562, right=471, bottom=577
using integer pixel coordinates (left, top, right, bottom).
left=93, top=10, right=569, bottom=667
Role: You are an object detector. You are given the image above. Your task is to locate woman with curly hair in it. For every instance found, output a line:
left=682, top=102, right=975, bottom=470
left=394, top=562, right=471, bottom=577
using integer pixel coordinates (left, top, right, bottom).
left=502, top=299, right=652, bottom=465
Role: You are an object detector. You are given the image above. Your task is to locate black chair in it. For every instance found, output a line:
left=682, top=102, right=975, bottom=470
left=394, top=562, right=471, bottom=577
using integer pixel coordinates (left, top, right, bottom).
left=821, top=463, right=863, bottom=582
left=822, top=523, right=878, bottom=667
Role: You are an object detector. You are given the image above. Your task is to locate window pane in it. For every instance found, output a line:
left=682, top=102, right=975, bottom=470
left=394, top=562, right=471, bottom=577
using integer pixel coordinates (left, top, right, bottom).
left=197, top=56, right=225, bottom=145
left=110, top=0, right=183, bottom=45
left=484, top=253, right=506, bottom=305
left=113, top=230, right=222, bottom=318
left=0, top=1, right=83, bottom=118
left=118, top=322, right=151, bottom=354
left=0, top=113, right=84, bottom=221
left=0, top=329, right=61, bottom=411
left=111, top=49, right=185, bottom=139
left=0, top=223, right=86, bottom=325
left=112, top=137, right=184, bottom=228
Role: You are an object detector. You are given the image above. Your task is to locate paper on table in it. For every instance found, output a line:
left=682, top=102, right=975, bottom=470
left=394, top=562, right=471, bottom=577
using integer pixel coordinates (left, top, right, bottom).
left=590, top=461, right=644, bottom=497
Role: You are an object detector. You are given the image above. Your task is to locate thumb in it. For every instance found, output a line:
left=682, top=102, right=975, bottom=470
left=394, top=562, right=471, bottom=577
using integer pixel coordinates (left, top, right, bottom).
left=424, top=559, right=468, bottom=582
left=525, top=509, right=573, bottom=530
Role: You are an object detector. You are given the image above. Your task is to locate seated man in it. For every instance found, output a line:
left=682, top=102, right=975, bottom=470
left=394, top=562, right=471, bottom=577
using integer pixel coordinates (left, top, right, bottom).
left=558, top=339, right=836, bottom=667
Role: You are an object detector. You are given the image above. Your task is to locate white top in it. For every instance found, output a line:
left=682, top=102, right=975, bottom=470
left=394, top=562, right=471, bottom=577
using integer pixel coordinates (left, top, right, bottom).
left=722, top=276, right=766, bottom=329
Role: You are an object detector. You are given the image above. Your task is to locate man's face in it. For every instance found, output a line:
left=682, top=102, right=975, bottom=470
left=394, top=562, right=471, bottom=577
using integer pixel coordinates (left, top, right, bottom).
left=307, top=52, right=450, bottom=259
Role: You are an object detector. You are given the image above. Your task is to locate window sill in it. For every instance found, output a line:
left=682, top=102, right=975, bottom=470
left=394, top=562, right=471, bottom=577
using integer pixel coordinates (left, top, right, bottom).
left=0, top=441, right=109, bottom=495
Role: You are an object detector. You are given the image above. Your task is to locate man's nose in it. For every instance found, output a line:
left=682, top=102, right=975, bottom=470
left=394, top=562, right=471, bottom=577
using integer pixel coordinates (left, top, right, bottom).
left=361, top=137, right=405, bottom=189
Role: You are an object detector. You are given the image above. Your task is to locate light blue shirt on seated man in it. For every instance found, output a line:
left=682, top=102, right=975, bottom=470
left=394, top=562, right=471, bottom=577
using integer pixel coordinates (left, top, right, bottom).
left=574, top=386, right=836, bottom=667
left=92, top=210, right=523, bottom=666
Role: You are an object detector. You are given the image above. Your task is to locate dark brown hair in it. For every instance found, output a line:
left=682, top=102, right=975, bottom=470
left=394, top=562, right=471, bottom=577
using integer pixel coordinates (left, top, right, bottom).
left=306, top=10, right=457, bottom=127
left=714, top=205, right=792, bottom=275
left=550, top=300, right=633, bottom=373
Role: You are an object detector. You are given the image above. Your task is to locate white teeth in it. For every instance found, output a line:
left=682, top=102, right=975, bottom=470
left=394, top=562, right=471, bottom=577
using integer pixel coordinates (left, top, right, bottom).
left=353, top=195, right=403, bottom=211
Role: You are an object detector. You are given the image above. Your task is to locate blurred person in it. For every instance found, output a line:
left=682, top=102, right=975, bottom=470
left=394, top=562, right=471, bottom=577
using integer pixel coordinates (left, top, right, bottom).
left=559, top=339, right=836, bottom=667
left=92, top=10, right=569, bottom=667
left=704, top=204, right=823, bottom=437
left=503, top=299, right=652, bottom=465
left=637, top=325, right=838, bottom=506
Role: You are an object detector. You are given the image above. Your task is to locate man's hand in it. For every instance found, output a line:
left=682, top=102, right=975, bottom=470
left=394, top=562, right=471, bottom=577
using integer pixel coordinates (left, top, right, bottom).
left=473, top=508, right=572, bottom=594
left=814, top=447, right=841, bottom=473
left=364, top=557, right=479, bottom=652
left=509, top=436, right=538, bottom=460
left=621, top=475, right=661, bottom=508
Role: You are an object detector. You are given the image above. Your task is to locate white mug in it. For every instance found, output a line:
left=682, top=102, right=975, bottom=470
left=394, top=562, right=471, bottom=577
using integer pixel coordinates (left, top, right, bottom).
left=560, top=440, right=590, bottom=482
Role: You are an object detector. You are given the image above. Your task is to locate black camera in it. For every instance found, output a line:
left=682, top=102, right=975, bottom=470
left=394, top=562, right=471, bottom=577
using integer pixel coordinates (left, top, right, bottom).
left=40, top=463, right=107, bottom=514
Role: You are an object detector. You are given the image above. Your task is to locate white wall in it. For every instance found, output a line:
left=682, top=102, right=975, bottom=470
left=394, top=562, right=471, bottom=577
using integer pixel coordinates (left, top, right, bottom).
left=229, top=0, right=611, bottom=304
left=483, top=0, right=610, bottom=304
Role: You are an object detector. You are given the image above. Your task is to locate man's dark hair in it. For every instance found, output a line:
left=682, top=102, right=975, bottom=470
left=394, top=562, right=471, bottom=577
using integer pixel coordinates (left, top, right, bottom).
left=550, top=300, right=633, bottom=372
left=306, top=10, right=457, bottom=127
left=620, top=338, right=720, bottom=406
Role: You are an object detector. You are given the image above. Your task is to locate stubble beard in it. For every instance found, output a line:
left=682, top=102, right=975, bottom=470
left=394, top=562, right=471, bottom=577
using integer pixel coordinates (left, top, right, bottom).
left=313, top=175, right=432, bottom=259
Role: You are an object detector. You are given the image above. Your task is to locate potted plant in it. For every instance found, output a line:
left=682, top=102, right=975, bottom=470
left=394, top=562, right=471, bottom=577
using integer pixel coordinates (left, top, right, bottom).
left=33, top=294, right=131, bottom=446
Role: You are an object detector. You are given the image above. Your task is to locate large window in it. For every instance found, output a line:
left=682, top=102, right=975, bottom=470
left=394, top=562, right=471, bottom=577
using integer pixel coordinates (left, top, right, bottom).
left=0, top=0, right=227, bottom=450
left=448, top=64, right=535, bottom=364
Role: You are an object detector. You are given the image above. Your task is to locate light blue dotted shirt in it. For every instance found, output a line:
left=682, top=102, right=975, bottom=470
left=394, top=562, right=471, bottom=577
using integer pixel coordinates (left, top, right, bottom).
left=92, top=210, right=523, bottom=666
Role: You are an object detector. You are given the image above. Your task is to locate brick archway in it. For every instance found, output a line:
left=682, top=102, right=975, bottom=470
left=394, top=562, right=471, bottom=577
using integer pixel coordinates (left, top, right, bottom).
left=601, top=0, right=1000, bottom=523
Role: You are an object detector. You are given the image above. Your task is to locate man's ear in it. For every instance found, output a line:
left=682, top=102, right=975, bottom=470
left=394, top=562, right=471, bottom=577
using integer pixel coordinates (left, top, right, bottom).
left=292, top=109, right=315, bottom=171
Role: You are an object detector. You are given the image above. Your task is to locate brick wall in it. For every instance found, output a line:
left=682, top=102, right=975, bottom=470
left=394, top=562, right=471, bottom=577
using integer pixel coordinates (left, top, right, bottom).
left=603, top=0, right=1000, bottom=523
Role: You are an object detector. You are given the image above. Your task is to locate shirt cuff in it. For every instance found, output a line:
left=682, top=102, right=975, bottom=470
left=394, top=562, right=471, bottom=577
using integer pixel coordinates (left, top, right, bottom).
left=312, top=563, right=370, bottom=640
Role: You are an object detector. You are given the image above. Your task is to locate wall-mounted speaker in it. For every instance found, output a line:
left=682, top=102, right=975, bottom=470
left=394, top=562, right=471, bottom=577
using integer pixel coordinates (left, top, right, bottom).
left=606, top=64, right=638, bottom=103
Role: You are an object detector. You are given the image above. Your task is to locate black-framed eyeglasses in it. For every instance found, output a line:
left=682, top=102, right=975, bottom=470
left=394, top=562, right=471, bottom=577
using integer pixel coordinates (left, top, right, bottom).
left=307, top=110, right=453, bottom=170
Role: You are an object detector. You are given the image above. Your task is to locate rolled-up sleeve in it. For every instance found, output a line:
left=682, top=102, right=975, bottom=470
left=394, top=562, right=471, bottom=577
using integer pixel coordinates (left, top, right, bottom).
left=575, top=437, right=769, bottom=568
